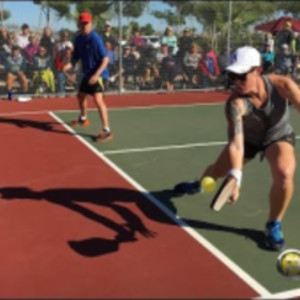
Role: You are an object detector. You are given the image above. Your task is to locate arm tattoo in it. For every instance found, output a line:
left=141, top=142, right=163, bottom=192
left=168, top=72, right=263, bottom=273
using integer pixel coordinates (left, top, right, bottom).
left=227, top=101, right=243, bottom=140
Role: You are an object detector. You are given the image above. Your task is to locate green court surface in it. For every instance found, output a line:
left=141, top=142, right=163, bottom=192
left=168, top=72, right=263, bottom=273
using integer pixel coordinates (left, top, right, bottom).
left=56, top=104, right=300, bottom=293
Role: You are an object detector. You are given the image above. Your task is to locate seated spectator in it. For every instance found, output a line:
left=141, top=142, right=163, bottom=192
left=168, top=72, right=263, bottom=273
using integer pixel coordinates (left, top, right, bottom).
left=274, top=43, right=295, bottom=76
left=16, top=23, right=30, bottom=49
left=0, top=26, right=9, bottom=63
left=32, top=45, right=55, bottom=94
left=160, top=48, right=180, bottom=91
left=182, top=43, right=201, bottom=87
left=55, top=41, right=76, bottom=95
left=261, top=41, right=275, bottom=74
left=177, top=27, right=194, bottom=64
left=55, top=30, right=72, bottom=54
left=161, top=26, right=178, bottom=56
left=2, top=32, right=17, bottom=58
left=23, top=34, right=39, bottom=77
left=121, top=46, right=137, bottom=89
left=4, top=45, right=28, bottom=93
left=129, top=30, right=146, bottom=51
left=40, top=26, right=55, bottom=59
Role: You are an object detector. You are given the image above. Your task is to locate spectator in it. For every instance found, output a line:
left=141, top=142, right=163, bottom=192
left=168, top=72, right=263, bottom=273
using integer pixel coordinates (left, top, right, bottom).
left=16, top=23, right=30, bottom=49
left=55, top=41, right=76, bottom=95
left=262, top=32, right=275, bottom=53
left=261, top=41, right=275, bottom=74
left=4, top=45, right=28, bottom=94
left=177, top=27, right=194, bottom=64
left=160, top=46, right=180, bottom=91
left=274, top=43, right=295, bottom=76
left=23, top=34, right=39, bottom=77
left=0, top=26, right=9, bottom=63
left=182, top=43, right=201, bottom=87
left=198, top=45, right=218, bottom=88
left=55, top=30, right=72, bottom=53
left=129, top=30, right=146, bottom=50
left=40, top=26, right=55, bottom=59
left=161, top=26, right=178, bottom=56
left=121, top=46, right=137, bottom=90
left=2, top=32, right=17, bottom=58
left=32, top=45, right=55, bottom=93
left=105, top=40, right=118, bottom=88
left=275, top=21, right=294, bottom=54
left=100, top=21, right=118, bottom=50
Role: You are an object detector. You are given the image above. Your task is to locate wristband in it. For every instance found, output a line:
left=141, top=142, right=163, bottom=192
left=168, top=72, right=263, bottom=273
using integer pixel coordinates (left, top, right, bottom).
left=228, top=169, right=242, bottom=187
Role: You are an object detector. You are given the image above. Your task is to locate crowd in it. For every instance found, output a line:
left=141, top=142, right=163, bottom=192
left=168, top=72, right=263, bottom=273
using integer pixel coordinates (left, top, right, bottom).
left=1, top=20, right=300, bottom=97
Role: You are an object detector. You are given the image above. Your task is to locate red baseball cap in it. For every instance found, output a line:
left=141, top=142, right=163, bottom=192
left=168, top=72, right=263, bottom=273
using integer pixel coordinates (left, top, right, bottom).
left=79, top=12, right=92, bottom=23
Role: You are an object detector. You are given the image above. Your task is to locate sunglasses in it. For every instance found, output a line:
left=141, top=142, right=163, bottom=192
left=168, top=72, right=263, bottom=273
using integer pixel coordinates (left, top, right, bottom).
left=80, top=22, right=89, bottom=26
left=227, top=68, right=254, bottom=82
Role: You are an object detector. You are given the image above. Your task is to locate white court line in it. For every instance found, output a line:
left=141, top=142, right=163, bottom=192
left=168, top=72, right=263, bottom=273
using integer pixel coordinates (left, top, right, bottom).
left=49, top=111, right=271, bottom=297
left=103, top=136, right=300, bottom=155
left=255, top=288, right=300, bottom=299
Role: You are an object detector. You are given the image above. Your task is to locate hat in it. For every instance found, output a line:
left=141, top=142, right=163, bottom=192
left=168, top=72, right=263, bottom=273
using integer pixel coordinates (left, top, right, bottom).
left=79, top=12, right=92, bottom=23
left=105, top=21, right=111, bottom=27
left=21, top=23, right=29, bottom=29
left=65, top=41, right=73, bottom=49
left=225, top=46, right=261, bottom=74
left=282, top=43, right=289, bottom=49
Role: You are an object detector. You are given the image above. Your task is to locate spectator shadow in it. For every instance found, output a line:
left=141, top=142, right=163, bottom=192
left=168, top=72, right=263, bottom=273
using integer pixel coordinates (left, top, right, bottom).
left=0, top=116, right=95, bottom=139
left=0, top=185, right=270, bottom=256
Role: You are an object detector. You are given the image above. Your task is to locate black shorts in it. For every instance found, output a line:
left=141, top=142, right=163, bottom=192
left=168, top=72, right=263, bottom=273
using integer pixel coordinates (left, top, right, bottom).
left=244, top=132, right=295, bottom=160
left=79, top=77, right=105, bottom=95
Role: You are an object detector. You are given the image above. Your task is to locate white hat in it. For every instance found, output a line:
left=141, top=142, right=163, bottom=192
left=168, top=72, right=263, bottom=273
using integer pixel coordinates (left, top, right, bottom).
left=281, top=43, right=289, bottom=49
left=105, top=21, right=111, bottom=27
left=65, top=41, right=73, bottom=49
left=226, top=46, right=261, bottom=74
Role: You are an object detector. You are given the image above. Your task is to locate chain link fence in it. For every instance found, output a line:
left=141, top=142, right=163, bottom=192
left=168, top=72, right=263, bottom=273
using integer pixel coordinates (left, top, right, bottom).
left=1, top=1, right=297, bottom=100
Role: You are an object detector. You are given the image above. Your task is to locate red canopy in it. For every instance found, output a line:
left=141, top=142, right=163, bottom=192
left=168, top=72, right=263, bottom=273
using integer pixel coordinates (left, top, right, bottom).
left=255, top=16, right=300, bottom=34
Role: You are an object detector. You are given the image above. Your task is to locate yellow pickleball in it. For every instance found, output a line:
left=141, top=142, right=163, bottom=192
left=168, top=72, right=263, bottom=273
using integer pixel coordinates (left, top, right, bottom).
left=201, top=176, right=216, bottom=193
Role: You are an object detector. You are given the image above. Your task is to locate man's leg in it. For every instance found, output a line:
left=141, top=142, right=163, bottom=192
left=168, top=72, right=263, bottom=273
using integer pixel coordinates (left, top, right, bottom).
left=93, top=92, right=109, bottom=130
left=265, top=141, right=296, bottom=222
left=264, top=141, right=296, bottom=250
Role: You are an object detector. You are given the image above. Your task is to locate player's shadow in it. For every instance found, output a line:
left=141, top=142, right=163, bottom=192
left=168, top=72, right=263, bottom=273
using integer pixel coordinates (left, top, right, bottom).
left=0, top=186, right=171, bottom=257
left=0, top=185, right=270, bottom=254
left=0, top=116, right=95, bottom=139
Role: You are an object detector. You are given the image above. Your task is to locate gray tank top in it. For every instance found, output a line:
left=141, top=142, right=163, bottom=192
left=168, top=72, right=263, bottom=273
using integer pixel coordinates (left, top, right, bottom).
left=227, top=75, right=293, bottom=146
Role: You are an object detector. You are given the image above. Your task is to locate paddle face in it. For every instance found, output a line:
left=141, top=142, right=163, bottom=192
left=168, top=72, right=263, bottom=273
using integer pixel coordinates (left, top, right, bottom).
left=210, top=176, right=236, bottom=212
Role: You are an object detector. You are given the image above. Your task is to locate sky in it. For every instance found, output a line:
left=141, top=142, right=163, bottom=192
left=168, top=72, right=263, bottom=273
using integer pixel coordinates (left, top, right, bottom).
left=1, top=0, right=203, bottom=33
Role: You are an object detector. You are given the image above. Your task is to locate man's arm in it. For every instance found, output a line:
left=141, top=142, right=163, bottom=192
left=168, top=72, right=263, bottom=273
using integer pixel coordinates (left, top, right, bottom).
left=225, top=98, right=246, bottom=188
left=269, top=74, right=300, bottom=112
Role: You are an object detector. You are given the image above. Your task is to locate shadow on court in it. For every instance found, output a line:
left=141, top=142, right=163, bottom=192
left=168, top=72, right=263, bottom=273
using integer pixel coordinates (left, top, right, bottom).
left=0, top=186, right=269, bottom=256
left=0, top=116, right=95, bottom=139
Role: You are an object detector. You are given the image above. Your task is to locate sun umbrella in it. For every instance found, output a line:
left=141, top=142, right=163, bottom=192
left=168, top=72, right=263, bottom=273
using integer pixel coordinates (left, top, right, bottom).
left=255, top=16, right=300, bottom=34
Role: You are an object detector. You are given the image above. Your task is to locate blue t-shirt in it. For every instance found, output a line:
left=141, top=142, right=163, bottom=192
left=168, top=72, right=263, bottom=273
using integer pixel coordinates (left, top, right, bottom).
left=72, top=30, right=109, bottom=79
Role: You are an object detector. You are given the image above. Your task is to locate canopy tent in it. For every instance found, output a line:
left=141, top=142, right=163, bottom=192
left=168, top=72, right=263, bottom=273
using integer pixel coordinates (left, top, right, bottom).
left=255, top=16, right=300, bottom=34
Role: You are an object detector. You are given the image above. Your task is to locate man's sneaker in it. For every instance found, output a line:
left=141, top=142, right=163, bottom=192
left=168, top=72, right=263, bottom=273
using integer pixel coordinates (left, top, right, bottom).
left=265, top=220, right=285, bottom=251
left=70, top=117, right=90, bottom=127
left=174, top=180, right=202, bottom=195
left=94, top=130, right=113, bottom=143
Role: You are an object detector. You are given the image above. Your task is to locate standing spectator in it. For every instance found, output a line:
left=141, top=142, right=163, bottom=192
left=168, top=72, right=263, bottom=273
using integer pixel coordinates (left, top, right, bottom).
left=275, top=21, right=294, bottom=54
left=16, top=23, right=30, bottom=49
left=63, top=12, right=112, bottom=142
left=4, top=45, right=28, bottom=94
left=261, top=41, right=275, bottom=74
left=274, top=44, right=295, bottom=76
left=177, top=27, right=194, bottom=64
left=105, top=40, right=118, bottom=88
left=161, top=26, right=178, bottom=56
left=121, top=46, right=137, bottom=90
left=32, top=45, right=55, bottom=93
left=100, top=21, right=118, bottom=50
left=262, top=33, right=275, bottom=53
left=40, top=26, right=55, bottom=59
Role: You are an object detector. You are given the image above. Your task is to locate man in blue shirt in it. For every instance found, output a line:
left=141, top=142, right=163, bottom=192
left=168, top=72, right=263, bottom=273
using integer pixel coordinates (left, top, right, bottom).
left=64, top=12, right=112, bottom=142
